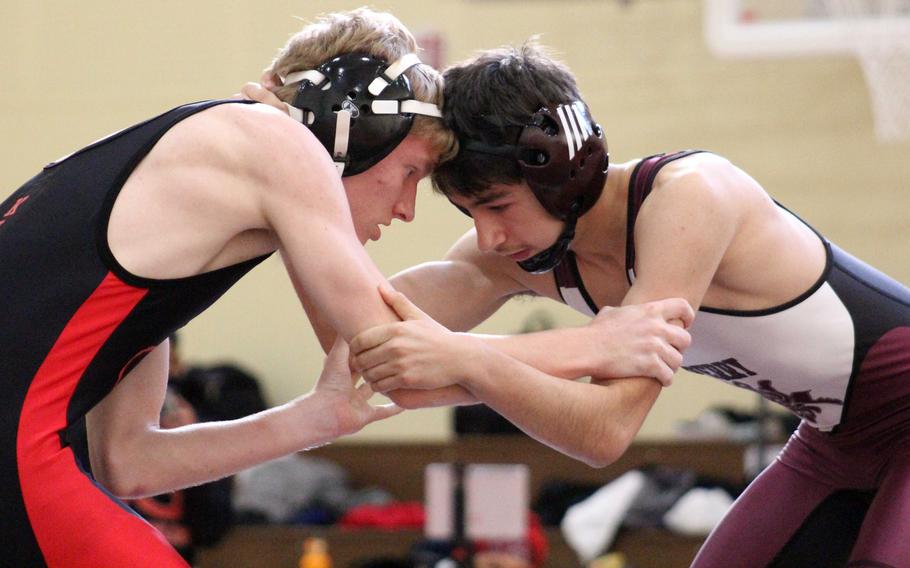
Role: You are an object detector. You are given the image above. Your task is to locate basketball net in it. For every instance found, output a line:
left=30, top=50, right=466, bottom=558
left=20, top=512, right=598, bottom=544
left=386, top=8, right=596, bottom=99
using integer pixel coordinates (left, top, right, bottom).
left=822, top=0, right=910, bottom=141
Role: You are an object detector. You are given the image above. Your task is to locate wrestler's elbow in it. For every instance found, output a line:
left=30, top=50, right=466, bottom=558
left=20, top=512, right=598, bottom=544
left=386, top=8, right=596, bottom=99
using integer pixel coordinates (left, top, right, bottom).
left=91, top=443, right=150, bottom=499
left=91, top=461, right=132, bottom=498
left=582, top=378, right=657, bottom=468
left=105, top=479, right=146, bottom=500
left=582, top=444, right=622, bottom=469
left=582, top=425, right=635, bottom=469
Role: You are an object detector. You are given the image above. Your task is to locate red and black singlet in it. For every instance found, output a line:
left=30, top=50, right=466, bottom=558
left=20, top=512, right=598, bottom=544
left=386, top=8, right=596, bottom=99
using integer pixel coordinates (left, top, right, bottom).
left=0, top=99, right=269, bottom=567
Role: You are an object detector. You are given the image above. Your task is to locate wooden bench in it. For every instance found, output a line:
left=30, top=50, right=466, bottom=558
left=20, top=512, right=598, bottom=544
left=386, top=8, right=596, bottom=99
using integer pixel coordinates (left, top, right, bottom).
left=198, top=437, right=749, bottom=568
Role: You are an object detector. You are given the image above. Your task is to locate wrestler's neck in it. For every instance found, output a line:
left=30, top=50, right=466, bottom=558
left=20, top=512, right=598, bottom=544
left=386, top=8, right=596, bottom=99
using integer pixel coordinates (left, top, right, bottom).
left=571, top=161, right=633, bottom=262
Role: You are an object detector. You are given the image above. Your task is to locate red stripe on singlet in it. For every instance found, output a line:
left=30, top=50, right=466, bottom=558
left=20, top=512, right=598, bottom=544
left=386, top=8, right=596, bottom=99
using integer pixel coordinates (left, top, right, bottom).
left=16, top=272, right=188, bottom=567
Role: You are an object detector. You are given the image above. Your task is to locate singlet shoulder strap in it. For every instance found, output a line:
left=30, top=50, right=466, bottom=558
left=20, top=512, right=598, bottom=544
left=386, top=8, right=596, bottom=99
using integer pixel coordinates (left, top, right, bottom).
left=625, top=150, right=707, bottom=284
left=92, top=99, right=266, bottom=288
left=554, top=250, right=598, bottom=316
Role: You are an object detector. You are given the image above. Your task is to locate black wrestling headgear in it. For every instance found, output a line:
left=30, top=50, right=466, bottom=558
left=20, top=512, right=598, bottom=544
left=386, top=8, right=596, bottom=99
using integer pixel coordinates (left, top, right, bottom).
left=280, top=52, right=441, bottom=176
left=460, top=101, right=608, bottom=273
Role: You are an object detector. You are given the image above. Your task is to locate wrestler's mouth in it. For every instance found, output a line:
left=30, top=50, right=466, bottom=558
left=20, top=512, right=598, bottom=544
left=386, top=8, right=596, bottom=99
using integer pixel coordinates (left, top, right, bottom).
left=506, top=249, right=532, bottom=261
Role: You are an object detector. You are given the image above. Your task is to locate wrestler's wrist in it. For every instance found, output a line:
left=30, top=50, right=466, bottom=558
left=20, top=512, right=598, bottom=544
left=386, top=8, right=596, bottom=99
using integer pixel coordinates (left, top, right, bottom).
left=454, top=333, right=499, bottom=391
left=289, top=393, right=347, bottom=447
left=561, top=325, right=599, bottom=378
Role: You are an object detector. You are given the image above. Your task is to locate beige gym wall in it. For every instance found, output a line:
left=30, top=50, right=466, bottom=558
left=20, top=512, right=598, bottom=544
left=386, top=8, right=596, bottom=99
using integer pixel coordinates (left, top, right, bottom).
left=2, top=1, right=907, bottom=442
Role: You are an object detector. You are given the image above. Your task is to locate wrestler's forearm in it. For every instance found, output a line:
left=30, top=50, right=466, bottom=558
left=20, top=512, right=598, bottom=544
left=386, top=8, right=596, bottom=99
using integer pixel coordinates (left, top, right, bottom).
left=461, top=347, right=659, bottom=467
left=472, top=327, right=594, bottom=380
left=98, top=394, right=345, bottom=498
left=384, top=385, right=478, bottom=409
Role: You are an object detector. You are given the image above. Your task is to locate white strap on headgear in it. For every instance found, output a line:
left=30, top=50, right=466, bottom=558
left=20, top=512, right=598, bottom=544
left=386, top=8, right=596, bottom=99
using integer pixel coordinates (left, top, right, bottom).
left=367, top=52, right=422, bottom=96
left=371, top=99, right=442, bottom=118
left=332, top=109, right=352, bottom=175
left=279, top=70, right=325, bottom=126
left=284, top=103, right=303, bottom=123
left=282, top=53, right=440, bottom=176
left=283, top=104, right=316, bottom=125
left=369, top=53, right=442, bottom=117
left=280, top=69, right=328, bottom=88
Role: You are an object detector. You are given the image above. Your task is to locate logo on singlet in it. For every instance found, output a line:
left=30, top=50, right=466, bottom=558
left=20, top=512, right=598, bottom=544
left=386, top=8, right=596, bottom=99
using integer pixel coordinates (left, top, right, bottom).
left=736, top=380, right=843, bottom=424
left=683, top=357, right=757, bottom=381
left=684, top=357, right=843, bottom=424
left=0, top=195, right=30, bottom=227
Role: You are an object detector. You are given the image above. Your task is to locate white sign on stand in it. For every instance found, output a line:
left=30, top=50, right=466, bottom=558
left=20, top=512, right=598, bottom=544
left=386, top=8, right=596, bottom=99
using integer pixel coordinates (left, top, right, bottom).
left=425, top=463, right=529, bottom=541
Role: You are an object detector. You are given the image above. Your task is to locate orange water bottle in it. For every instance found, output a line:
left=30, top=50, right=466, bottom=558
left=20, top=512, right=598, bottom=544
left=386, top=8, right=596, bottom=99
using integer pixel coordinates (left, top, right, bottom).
left=299, top=536, right=332, bottom=568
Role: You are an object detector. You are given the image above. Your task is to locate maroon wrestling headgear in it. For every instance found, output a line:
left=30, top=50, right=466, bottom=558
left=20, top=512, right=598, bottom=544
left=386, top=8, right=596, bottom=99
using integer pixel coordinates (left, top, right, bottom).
left=460, top=101, right=608, bottom=273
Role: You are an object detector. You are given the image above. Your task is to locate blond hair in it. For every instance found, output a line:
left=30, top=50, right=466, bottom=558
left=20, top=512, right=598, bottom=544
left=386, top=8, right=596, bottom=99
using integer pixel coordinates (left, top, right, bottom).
left=265, top=8, right=456, bottom=162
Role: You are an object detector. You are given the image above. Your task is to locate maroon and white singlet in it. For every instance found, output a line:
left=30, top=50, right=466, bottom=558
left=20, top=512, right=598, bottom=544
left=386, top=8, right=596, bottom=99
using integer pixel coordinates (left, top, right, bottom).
left=556, top=151, right=910, bottom=567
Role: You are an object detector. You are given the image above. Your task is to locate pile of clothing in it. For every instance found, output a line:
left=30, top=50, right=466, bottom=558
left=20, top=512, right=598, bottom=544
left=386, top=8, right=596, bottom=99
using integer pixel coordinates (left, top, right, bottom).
left=534, top=465, right=744, bottom=563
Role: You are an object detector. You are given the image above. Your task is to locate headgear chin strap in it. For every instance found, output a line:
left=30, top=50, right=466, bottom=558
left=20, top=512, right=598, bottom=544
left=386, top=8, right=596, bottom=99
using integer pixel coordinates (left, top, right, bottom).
left=461, top=101, right=608, bottom=273
left=516, top=200, right=581, bottom=274
left=279, top=52, right=442, bottom=176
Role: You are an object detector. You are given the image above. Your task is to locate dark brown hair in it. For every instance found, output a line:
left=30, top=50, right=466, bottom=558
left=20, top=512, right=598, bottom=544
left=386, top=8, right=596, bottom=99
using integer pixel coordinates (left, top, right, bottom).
left=432, top=41, right=583, bottom=199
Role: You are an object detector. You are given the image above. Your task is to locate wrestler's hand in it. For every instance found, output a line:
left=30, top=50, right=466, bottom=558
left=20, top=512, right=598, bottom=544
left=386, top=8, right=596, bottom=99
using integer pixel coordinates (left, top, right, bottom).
left=351, top=285, right=488, bottom=394
left=236, top=81, right=289, bottom=113
left=313, top=337, right=403, bottom=437
left=582, top=299, right=693, bottom=386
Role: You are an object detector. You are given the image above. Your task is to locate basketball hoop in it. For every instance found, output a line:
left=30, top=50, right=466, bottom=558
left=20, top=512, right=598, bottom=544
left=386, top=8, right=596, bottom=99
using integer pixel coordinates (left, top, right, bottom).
left=704, top=0, right=910, bottom=142
left=822, top=0, right=910, bottom=141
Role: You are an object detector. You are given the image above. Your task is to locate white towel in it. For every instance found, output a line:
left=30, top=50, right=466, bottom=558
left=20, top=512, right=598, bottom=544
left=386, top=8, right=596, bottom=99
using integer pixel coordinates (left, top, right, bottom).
left=560, top=470, right=647, bottom=563
left=663, top=487, right=734, bottom=536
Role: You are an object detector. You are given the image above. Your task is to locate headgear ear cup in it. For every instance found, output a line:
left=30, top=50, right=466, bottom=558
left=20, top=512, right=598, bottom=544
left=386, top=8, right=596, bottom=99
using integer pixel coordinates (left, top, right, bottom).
left=518, top=102, right=608, bottom=221
left=459, top=101, right=608, bottom=273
